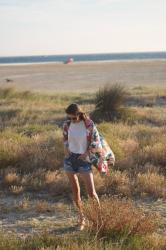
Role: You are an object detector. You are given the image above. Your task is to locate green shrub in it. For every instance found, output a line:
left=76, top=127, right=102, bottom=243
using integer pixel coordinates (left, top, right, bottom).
left=91, top=83, right=128, bottom=122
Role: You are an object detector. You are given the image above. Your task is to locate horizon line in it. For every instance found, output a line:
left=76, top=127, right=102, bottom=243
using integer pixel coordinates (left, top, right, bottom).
left=1, top=50, right=166, bottom=58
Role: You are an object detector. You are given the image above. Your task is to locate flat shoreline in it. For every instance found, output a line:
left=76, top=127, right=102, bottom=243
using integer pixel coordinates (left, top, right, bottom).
left=0, top=58, right=166, bottom=67
left=0, top=59, right=166, bottom=92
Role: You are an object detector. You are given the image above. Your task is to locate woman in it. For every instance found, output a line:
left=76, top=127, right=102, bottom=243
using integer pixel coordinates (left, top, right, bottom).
left=62, top=103, right=101, bottom=230
left=62, top=103, right=115, bottom=230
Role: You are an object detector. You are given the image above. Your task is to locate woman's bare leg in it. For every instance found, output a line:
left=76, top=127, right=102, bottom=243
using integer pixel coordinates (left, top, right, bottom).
left=79, top=171, right=100, bottom=207
left=65, top=172, right=84, bottom=224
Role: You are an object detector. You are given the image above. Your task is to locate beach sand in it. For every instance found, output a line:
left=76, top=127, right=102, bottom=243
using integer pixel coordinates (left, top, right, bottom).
left=0, top=60, right=166, bottom=92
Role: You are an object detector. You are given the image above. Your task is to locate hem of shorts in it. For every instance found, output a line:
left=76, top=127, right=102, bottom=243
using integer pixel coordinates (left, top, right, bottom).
left=63, top=168, right=92, bottom=173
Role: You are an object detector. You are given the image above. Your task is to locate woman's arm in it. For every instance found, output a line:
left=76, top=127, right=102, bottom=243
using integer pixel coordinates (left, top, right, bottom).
left=78, top=149, right=90, bottom=160
left=79, top=120, right=102, bottom=160
left=62, top=121, right=71, bottom=157
left=64, top=144, right=71, bottom=158
left=88, top=121, right=102, bottom=154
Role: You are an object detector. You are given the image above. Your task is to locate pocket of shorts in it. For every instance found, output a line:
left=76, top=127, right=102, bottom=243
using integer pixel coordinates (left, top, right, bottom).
left=77, top=156, right=88, bottom=162
left=64, top=154, right=71, bottom=161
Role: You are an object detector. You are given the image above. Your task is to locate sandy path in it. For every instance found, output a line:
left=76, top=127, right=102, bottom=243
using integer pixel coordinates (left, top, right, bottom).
left=0, top=193, right=77, bottom=237
left=0, top=60, right=166, bottom=92
left=0, top=193, right=165, bottom=237
left=135, top=199, right=166, bottom=236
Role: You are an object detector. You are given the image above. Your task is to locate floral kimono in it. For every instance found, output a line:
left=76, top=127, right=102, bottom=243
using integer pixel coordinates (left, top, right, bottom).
left=62, top=117, right=115, bottom=174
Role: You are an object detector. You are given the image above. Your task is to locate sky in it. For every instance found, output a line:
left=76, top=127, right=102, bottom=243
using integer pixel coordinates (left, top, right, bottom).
left=0, top=0, right=166, bottom=56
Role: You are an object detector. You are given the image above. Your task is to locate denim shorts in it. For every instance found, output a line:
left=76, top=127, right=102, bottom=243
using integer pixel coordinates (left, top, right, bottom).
left=63, top=152, right=92, bottom=173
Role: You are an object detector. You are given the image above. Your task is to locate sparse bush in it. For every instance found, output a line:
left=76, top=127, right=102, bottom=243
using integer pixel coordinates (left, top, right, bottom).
left=83, top=198, right=157, bottom=239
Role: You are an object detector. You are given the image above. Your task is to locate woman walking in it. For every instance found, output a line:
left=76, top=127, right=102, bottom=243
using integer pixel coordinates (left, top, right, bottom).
left=62, top=103, right=115, bottom=230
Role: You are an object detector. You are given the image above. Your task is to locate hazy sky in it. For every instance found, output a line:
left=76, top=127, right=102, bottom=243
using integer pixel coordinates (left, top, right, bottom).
left=0, top=0, right=166, bottom=56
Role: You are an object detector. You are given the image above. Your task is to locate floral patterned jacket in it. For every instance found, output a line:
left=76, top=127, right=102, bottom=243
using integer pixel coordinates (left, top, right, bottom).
left=62, top=117, right=115, bottom=168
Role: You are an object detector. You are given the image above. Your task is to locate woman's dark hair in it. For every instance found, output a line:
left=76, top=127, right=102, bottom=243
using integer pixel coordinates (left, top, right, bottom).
left=65, top=103, right=88, bottom=121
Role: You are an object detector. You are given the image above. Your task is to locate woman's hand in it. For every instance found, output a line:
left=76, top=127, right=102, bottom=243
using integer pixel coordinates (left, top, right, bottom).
left=64, top=147, right=71, bottom=158
left=78, top=151, right=89, bottom=160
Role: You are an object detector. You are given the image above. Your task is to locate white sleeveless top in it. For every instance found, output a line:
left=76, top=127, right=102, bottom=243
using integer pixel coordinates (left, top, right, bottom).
left=68, top=120, right=88, bottom=154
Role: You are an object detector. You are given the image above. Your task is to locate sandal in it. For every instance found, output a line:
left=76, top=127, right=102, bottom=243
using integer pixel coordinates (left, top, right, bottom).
left=77, top=215, right=86, bottom=231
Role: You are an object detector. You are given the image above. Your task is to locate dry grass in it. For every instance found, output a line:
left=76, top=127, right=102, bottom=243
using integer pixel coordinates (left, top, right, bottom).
left=0, top=86, right=166, bottom=247
left=9, top=185, right=24, bottom=195
left=95, top=170, right=131, bottom=197
left=0, top=86, right=166, bottom=199
left=94, top=166, right=166, bottom=198
left=139, top=142, right=166, bottom=167
left=44, top=170, right=59, bottom=184
left=35, top=200, right=53, bottom=213
left=142, top=234, right=166, bottom=250
left=0, top=129, right=64, bottom=172
left=0, top=83, right=166, bottom=250
left=136, top=172, right=166, bottom=198
left=4, top=172, right=20, bottom=185
left=18, top=197, right=30, bottom=210
left=0, top=231, right=164, bottom=250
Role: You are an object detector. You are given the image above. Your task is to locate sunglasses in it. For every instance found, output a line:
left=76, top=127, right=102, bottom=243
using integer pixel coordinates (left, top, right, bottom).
left=67, top=115, right=78, bottom=121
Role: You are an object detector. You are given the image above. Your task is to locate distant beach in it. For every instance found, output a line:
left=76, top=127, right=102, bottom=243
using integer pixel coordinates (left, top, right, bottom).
left=1, top=51, right=166, bottom=64
left=0, top=60, right=166, bottom=92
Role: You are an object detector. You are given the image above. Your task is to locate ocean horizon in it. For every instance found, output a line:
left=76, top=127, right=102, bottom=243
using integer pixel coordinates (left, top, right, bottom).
left=0, top=51, right=166, bottom=64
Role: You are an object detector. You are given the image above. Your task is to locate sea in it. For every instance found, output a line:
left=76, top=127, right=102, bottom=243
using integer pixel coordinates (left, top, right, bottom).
left=0, top=51, right=166, bottom=64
